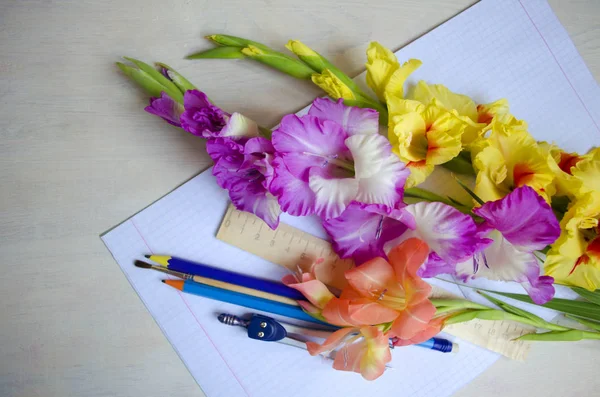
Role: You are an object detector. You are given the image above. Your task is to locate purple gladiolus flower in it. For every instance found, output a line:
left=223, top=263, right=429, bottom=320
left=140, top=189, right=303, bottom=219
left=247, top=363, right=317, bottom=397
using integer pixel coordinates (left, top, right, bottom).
left=455, top=186, right=560, bottom=304
left=180, top=90, right=260, bottom=139
left=207, top=137, right=281, bottom=229
left=270, top=98, right=409, bottom=220
left=144, top=92, right=184, bottom=127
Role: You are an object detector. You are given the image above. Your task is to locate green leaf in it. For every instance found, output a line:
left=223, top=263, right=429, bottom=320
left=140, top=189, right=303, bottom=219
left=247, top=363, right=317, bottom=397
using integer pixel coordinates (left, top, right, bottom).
left=430, top=298, right=490, bottom=311
left=453, top=175, right=485, bottom=205
left=571, top=287, right=600, bottom=306
left=565, top=315, right=600, bottom=331
left=154, top=62, right=196, bottom=93
left=186, top=46, right=247, bottom=60
left=205, top=34, right=271, bottom=51
left=116, top=62, right=169, bottom=99
left=442, top=156, right=476, bottom=175
left=444, top=309, right=481, bottom=325
left=518, top=329, right=600, bottom=341
left=493, top=292, right=600, bottom=322
left=122, top=57, right=183, bottom=103
left=477, top=292, right=562, bottom=329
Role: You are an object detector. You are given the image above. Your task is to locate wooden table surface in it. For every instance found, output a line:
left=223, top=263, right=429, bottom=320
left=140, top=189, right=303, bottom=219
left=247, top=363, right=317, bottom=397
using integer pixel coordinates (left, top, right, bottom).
left=1, top=0, right=599, bottom=396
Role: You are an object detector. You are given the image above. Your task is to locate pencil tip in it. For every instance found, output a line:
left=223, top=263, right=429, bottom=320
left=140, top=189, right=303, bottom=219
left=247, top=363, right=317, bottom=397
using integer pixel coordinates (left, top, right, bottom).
left=161, top=280, right=166, bottom=283
left=134, top=260, right=153, bottom=269
left=144, top=254, right=151, bottom=259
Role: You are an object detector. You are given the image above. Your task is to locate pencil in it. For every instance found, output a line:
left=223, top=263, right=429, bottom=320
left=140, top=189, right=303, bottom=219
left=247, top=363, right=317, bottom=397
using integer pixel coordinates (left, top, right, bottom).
left=146, top=255, right=305, bottom=300
left=162, top=279, right=331, bottom=326
left=135, top=260, right=299, bottom=306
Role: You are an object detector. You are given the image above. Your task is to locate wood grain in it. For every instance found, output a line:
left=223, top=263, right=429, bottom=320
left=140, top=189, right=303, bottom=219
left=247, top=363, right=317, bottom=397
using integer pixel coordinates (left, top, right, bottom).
left=0, top=0, right=599, bottom=396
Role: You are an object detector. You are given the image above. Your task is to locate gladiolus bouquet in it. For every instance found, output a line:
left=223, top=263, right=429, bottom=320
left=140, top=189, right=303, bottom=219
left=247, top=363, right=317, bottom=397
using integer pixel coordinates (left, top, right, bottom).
left=117, top=35, right=600, bottom=380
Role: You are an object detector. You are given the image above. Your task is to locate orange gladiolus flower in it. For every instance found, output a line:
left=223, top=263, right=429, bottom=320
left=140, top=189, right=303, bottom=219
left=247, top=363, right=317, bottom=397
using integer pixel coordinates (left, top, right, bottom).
left=283, top=238, right=438, bottom=380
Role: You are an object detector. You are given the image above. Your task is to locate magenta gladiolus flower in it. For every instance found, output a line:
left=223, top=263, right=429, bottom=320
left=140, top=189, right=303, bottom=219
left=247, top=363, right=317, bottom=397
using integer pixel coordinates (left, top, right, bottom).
left=144, top=92, right=184, bottom=127
left=455, top=186, right=560, bottom=304
left=181, top=90, right=259, bottom=139
left=207, top=137, right=281, bottom=229
left=271, top=98, right=409, bottom=219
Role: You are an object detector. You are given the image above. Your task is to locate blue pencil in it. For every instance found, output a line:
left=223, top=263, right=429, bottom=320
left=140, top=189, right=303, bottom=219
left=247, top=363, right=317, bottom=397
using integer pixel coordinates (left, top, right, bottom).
left=163, top=279, right=332, bottom=326
left=148, top=255, right=305, bottom=301
left=162, top=279, right=456, bottom=353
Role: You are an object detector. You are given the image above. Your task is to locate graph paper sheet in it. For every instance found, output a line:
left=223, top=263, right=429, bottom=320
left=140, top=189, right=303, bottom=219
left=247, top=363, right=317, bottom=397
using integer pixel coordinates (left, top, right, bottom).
left=102, top=0, right=600, bottom=396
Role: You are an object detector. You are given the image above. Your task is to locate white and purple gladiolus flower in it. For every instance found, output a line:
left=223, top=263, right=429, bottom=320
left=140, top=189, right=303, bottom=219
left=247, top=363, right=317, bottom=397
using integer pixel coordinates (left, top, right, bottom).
left=325, top=200, right=485, bottom=268
left=270, top=98, right=409, bottom=220
left=455, top=186, right=560, bottom=304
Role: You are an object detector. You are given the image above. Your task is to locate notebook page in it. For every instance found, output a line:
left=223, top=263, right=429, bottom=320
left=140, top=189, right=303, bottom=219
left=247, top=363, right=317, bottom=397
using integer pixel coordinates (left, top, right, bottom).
left=102, top=0, right=600, bottom=395
left=102, top=170, right=499, bottom=397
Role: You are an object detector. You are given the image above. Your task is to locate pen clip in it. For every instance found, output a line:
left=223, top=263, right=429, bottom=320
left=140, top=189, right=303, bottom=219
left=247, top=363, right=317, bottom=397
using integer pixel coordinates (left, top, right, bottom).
left=247, top=314, right=288, bottom=342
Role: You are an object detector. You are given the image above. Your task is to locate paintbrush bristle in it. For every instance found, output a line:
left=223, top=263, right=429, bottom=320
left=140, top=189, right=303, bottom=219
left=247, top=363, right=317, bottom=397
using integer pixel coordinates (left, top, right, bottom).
left=134, top=260, right=154, bottom=269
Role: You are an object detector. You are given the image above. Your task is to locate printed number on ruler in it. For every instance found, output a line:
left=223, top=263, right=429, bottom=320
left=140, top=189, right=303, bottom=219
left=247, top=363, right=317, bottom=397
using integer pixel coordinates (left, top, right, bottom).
left=216, top=205, right=353, bottom=289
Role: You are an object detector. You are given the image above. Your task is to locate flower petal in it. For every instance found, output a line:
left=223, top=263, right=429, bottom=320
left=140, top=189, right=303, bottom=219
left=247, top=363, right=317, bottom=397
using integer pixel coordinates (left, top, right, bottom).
left=284, top=277, right=335, bottom=309
left=220, top=112, right=260, bottom=138
left=306, top=327, right=356, bottom=355
left=456, top=231, right=555, bottom=304
left=180, top=90, right=229, bottom=137
left=385, top=202, right=484, bottom=276
left=345, top=257, right=398, bottom=299
left=344, top=134, right=390, bottom=179
left=308, top=98, right=379, bottom=136
left=425, top=128, right=463, bottom=166
left=144, top=92, right=183, bottom=127
left=272, top=114, right=350, bottom=180
left=473, top=186, right=560, bottom=251
left=321, top=298, right=360, bottom=327
left=333, top=326, right=392, bottom=381
left=323, top=203, right=409, bottom=265
left=228, top=183, right=281, bottom=229
left=392, top=316, right=444, bottom=346
left=348, top=299, right=400, bottom=325
left=389, top=299, right=436, bottom=340
left=385, top=59, right=422, bottom=99
left=309, top=171, right=359, bottom=219
left=349, top=135, right=409, bottom=209
left=269, top=157, right=316, bottom=216
left=409, top=81, right=477, bottom=121
left=387, top=238, right=432, bottom=304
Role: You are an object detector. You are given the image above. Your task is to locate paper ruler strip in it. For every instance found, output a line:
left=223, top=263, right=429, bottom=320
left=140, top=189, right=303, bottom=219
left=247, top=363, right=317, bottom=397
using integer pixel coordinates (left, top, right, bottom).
left=216, top=204, right=532, bottom=360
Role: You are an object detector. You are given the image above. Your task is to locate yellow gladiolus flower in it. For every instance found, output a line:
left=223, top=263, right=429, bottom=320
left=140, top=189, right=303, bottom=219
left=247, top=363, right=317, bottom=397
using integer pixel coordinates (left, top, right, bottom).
left=408, top=81, right=484, bottom=145
left=538, top=142, right=584, bottom=198
left=545, top=191, right=600, bottom=290
left=312, top=69, right=356, bottom=100
left=365, top=42, right=421, bottom=102
left=471, top=125, right=554, bottom=202
left=387, top=96, right=465, bottom=187
left=572, top=147, right=600, bottom=196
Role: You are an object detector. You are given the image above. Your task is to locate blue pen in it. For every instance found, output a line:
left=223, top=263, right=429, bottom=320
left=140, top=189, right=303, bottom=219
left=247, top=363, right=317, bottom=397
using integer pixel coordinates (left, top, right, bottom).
left=218, top=313, right=457, bottom=354
left=148, top=255, right=305, bottom=300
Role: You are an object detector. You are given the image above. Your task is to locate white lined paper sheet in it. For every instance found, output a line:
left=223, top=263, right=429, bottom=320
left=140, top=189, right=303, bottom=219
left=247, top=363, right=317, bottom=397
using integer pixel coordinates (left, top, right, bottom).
left=102, top=0, right=600, bottom=395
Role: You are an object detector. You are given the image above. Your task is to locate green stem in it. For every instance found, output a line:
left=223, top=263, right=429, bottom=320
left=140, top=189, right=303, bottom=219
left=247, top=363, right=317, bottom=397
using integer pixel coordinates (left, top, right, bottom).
left=404, top=187, right=471, bottom=213
left=442, top=156, right=475, bottom=176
